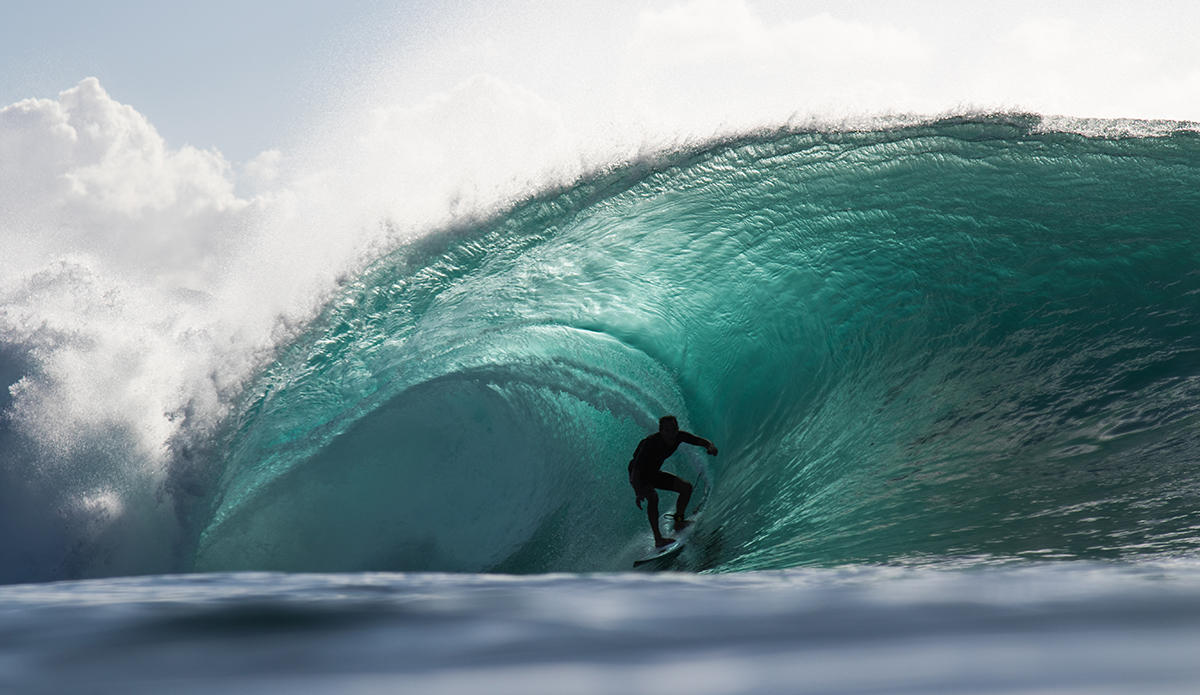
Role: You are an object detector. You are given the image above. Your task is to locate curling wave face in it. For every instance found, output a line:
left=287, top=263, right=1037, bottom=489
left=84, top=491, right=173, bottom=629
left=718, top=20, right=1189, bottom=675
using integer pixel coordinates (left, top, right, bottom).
left=187, top=115, right=1200, bottom=574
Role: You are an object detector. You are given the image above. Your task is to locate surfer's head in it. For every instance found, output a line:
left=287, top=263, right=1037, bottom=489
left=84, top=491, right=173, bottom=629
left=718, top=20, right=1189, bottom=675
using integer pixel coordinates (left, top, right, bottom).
left=659, top=415, right=679, bottom=443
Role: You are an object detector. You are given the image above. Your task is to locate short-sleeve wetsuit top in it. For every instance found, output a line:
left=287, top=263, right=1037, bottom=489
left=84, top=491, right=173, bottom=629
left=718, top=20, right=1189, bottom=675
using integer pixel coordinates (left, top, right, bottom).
left=628, top=430, right=707, bottom=479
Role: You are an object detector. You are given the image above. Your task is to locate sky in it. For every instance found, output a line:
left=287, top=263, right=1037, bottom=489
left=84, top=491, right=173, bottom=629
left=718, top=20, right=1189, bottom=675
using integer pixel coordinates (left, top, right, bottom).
left=0, top=0, right=396, bottom=161
left=4, top=0, right=1200, bottom=165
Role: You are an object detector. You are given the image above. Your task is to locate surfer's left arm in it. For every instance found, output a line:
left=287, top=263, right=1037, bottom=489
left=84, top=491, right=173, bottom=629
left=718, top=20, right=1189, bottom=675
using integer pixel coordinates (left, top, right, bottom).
left=680, top=431, right=719, bottom=456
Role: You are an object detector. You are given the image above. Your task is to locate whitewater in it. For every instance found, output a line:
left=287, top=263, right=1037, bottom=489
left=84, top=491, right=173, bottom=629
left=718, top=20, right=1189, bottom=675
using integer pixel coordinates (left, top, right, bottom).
left=4, top=81, right=1200, bottom=690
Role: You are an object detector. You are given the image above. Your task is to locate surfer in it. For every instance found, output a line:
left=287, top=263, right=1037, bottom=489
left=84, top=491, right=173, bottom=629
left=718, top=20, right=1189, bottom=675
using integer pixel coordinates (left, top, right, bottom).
left=628, top=415, right=718, bottom=547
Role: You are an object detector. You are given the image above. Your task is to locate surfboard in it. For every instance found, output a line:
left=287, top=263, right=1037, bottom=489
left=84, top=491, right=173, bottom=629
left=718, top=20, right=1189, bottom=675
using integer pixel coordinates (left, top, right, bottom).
left=633, top=513, right=698, bottom=567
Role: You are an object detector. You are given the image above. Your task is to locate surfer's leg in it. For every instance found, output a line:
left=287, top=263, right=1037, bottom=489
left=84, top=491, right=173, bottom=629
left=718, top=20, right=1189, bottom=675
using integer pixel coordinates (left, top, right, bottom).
left=673, top=477, right=693, bottom=522
left=652, top=472, right=693, bottom=530
left=643, top=488, right=672, bottom=546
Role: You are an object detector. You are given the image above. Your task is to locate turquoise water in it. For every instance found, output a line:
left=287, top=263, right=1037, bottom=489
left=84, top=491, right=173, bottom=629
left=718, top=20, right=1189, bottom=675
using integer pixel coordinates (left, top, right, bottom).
left=189, top=115, right=1200, bottom=575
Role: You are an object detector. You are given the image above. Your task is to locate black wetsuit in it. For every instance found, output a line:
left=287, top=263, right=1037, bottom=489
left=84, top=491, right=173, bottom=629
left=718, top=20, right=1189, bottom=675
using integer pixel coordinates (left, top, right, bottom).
left=628, top=430, right=707, bottom=492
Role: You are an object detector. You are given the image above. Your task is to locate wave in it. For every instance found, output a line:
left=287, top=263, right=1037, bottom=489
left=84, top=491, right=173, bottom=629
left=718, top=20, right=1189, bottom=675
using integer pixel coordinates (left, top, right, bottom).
left=177, top=114, right=1200, bottom=574
left=4, top=113, right=1200, bottom=580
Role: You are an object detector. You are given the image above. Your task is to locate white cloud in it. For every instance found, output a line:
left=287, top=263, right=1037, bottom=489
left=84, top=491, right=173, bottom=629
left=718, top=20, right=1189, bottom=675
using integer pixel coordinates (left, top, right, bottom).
left=619, top=0, right=935, bottom=132
left=360, top=74, right=578, bottom=205
left=631, top=0, right=931, bottom=70
left=614, top=0, right=1200, bottom=126
left=58, top=79, right=239, bottom=216
left=971, top=15, right=1200, bottom=121
left=238, top=149, right=283, bottom=193
left=0, top=78, right=261, bottom=290
left=1010, top=18, right=1081, bottom=62
left=632, top=0, right=764, bottom=64
left=280, top=72, right=581, bottom=252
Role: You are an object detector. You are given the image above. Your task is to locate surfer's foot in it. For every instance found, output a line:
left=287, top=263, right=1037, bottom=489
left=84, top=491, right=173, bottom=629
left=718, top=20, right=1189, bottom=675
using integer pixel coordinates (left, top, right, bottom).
left=670, top=514, right=691, bottom=531
left=655, top=537, right=676, bottom=548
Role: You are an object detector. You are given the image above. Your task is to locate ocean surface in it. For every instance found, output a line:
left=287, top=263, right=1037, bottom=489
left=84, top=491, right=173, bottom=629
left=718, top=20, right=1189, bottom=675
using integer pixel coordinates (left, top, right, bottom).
left=4, top=114, right=1200, bottom=691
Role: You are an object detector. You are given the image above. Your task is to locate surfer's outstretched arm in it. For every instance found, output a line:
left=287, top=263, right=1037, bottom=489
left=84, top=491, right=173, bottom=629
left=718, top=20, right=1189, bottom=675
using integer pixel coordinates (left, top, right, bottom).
left=679, top=430, right=718, bottom=456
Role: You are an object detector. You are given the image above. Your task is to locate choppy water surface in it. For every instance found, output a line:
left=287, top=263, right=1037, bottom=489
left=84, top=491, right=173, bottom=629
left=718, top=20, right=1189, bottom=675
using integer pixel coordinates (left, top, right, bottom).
left=3, top=562, right=1200, bottom=694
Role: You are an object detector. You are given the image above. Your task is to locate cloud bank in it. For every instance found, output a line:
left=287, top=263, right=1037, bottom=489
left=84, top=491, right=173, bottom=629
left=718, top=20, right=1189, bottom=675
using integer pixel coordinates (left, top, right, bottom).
left=0, top=78, right=261, bottom=290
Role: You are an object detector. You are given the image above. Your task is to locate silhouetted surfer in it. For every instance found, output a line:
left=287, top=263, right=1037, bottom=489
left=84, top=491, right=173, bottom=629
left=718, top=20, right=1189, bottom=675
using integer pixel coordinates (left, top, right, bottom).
left=628, top=415, right=718, bottom=547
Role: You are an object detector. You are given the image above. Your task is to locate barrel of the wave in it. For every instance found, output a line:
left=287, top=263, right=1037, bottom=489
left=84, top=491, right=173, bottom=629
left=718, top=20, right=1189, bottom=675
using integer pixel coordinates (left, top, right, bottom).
left=194, top=307, right=693, bottom=574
